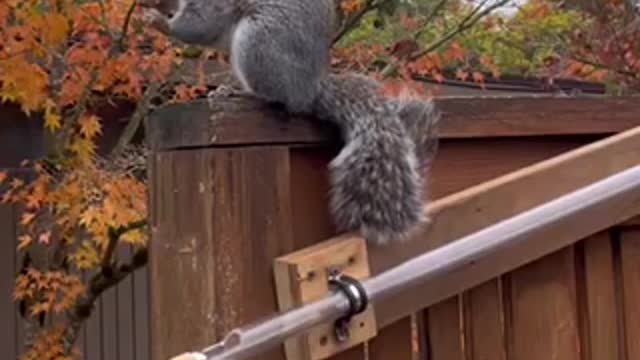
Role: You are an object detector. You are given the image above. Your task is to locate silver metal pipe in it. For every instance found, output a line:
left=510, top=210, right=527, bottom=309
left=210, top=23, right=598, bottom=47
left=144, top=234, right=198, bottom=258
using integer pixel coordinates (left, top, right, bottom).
left=196, top=165, right=640, bottom=360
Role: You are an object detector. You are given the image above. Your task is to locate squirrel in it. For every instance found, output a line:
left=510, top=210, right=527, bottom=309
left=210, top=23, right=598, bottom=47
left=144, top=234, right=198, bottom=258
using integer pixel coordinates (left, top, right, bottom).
left=140, top=0, right=440, bottom=245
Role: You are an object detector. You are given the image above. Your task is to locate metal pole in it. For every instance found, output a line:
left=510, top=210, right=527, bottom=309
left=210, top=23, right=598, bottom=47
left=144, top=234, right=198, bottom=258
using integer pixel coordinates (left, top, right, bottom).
left=181, top=165, right=640, bottom=360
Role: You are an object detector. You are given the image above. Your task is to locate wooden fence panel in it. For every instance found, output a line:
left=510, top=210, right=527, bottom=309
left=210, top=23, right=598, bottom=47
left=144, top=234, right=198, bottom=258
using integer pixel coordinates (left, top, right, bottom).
left=507, top=247, right=581, bottom=360
left=463, top=280, right=506, bottom=360
left=150, top=146, right=299, bottom=360
left=580, top=232, right=621, bottom=360
left=422, top=135, right=595, bottom=360
left=426, top=297, right=465, bottom=360
left=619, top=227, right=640, bottom=360
left=0, top=204, right=18, bottom=360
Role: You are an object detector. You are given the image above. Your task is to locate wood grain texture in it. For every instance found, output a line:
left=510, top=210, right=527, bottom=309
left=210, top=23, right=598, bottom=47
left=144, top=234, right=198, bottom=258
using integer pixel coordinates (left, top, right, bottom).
left=84, top=288, right=102, bottom=360
left=507, top=248, right=580, bottom=360
left=430, top=137, right=592, bottom=198
left=150, top=147, right=294, bottom=360
left=148, top=97, right=640, bottom=150
left=464, top=280, right=506, bottom=360
left=619, top=228, right=640, bottom=360
left=117, top=246, right=135, bottom=360
left=0, top=204, right=17, bottom=360
left=426, top=297, right=465, bottom=360
left=101, top=287, right=118, bottom=360
left=367, top=318, right=414, bottom=360
left=436, top=96, right=640, bottom=139
left=581, top=232, right=621, bottom=360
left=369, top=125, right=640, bottom=328
left=133, top=266, right=151, bottom=360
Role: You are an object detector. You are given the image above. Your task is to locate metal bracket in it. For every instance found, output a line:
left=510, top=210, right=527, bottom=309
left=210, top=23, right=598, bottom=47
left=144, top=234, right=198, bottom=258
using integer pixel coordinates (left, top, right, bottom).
left=327, top=269, right=369, bottom=342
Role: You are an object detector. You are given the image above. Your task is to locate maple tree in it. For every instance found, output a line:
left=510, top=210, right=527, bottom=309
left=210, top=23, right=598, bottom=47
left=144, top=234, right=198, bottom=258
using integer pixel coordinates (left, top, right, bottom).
left=552, top=0, right=640, bottom=93
left=0, top=0, right=206, bottom=358
left=333, top=0, right=638, bottom=94
left=331, top=0, right=516, bottom=88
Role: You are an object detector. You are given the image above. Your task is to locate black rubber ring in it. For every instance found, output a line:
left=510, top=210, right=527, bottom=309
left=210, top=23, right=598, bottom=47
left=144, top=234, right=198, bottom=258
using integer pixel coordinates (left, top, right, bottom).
left=329, top=274, right=369, bottom=319
left=340, top=275, right=368, bottom=314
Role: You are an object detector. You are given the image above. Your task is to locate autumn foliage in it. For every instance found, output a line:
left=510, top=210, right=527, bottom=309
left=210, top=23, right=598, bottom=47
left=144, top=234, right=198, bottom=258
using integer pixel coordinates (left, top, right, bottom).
left=0, top=0, right=194, bottom=358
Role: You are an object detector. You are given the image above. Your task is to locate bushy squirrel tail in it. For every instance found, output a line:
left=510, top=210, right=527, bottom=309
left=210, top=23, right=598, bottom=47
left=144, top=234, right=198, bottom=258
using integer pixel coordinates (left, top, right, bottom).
left=312, top=73, right=440, bottom=245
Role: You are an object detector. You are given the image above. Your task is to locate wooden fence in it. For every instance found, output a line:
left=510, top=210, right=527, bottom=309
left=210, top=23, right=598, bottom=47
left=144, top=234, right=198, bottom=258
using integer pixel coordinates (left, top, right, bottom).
left=148, top=96, right=640, bottom=360
left=2, top=96, right=639, bottom=359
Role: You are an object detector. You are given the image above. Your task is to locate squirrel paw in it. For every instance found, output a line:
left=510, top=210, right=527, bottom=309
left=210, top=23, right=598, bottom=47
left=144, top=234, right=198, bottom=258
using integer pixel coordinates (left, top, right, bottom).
left=206, top=85, right=260, bottom=106
left=207, top=84, right=240, bottom=98
left=207, top=85, right=256, bottom=99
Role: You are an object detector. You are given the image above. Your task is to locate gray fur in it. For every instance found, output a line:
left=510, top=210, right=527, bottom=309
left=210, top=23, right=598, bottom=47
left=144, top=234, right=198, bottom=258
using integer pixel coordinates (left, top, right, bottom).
left=149, top=0, right=440, bottom=244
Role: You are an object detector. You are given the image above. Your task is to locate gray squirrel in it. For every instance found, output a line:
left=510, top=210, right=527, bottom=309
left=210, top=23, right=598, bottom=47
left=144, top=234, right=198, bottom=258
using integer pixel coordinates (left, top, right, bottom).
left=141, top=0, right=440, bottom=245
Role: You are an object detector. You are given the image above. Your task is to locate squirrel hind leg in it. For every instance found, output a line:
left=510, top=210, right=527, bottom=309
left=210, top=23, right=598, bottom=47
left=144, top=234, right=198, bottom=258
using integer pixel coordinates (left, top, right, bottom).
left=230, top=19, right=324, bottom=114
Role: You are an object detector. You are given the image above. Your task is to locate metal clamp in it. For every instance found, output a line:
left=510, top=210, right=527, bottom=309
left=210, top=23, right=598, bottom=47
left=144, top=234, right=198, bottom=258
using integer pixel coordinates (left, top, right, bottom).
left=327, top=270, right=369, bottom=342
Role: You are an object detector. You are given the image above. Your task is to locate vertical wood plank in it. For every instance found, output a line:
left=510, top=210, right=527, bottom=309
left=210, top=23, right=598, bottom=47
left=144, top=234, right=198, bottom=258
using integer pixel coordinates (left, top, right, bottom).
left=14, top=208, right=26, bottom=355
left=75, top=273, right=86, bottom=359
left=367, top=318, right=414, bottom=360
left=464, top=280, right=506, bottom=360
left=619, top=228, right=640, bottom=360
left=84, top=279, right=103, bottom=360
left=0, top=204, right=17, bottom=360
left=101, top=287, right=118, bottom=360
left=117, top=246, right=135, bottom=360
left=427, top=297, right=465, bottom=360
left=134, top=267, right=150, bottom=360
left=581, top=232, right=620, bottom=360
left=507, top=248, right=580, bottom=360
left=150, top=146, right=295, bottom=360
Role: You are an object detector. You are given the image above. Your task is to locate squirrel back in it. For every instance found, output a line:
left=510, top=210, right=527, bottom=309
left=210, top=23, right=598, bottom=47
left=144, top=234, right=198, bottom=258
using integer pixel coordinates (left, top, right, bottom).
left=143, top=0, right=440, bottom=244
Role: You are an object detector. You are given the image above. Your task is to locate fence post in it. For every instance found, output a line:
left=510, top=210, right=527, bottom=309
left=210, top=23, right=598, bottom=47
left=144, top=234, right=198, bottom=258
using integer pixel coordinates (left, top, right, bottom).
left=147, top=99, right=308, bottom=360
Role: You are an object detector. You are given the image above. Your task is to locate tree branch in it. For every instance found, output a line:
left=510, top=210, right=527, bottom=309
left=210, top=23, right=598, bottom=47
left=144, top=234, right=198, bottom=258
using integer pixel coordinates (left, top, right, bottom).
left=333, top=0, right=380, bottom=44
left=117, top=0, right=138, bottom=51
left=54, top=68, right=100, bottom=156
left=110, top=82, right=161, bottom=156
left=380, top=0, right=509, bottom=77
left=413, top=0, right=450, bottom=39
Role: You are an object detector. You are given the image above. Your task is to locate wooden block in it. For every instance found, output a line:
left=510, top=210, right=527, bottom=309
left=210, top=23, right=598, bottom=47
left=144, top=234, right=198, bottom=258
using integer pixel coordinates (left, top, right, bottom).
left=274, top=236, right=377, bottom=360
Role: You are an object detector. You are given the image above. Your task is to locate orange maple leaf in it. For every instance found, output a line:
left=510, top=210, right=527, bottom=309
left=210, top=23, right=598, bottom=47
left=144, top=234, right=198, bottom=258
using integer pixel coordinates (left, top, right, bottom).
left=78, top=114, right=102, bottom=139
left=340, top=0, right=364, bottom=14
left=17, top=235, right=32, bottom=250
left=444, top=41, right=465, bottom=62
left=21, top=212, right=36, bottom=225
